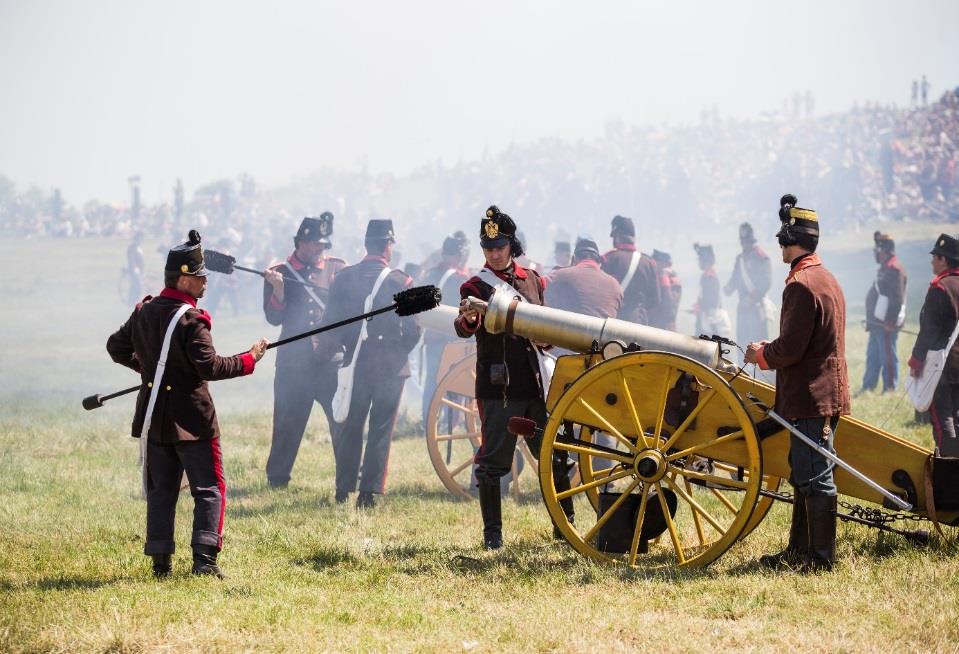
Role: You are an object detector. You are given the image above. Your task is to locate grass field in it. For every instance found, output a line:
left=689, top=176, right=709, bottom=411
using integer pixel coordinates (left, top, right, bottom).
left=2, top=234, right=959, bottom=653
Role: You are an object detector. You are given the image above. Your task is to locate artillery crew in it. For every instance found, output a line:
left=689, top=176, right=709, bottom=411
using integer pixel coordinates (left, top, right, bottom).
left=420, top=231, right=471, bottom=425
left=601, top=215, right=661, bottom=325
left=262, top=214, right=346, bottom=489
left=725, top=222, right=772, bottom=357
left=322, top=219, right=421, bottom=508
left=746, top=195, right=850, bottom=572
left=862, top=231, right=907, bottom=393
left=107, top=231, right=268, bottom=579
left=650, top=249, right=682, bottom=331
left=909, top=233, right=959, bottom=457
left=455, top=206, right=565, bottom=549
left=692, top=243, right=731, bottom=338
left=546, top=235, right=623, bottom=322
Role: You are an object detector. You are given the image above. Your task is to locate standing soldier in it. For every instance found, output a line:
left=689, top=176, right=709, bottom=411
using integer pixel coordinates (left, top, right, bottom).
left=323, top=219, right=421, bottom=508
left=745, top=195, right=850, bottom=572
left=420, top=231, right=471, bottom=424
left=725, top=222, right=772, bottom=360
left=546, top=235, right=622, bottom=321
left=650, top=249, right=682, bottom=331
left=601, top=215, right=661, bottom=325
left=550, top=240, right=572, bottom=275
left=909, top=234, right=959, bottom=456
left=262, top=214, right=346, bottom=488
left=862, top=232, right=908, bottom=393
left=691, top=243, right=731, bottom=338
left=456, top=206, right=561, bottom=549
left=107, top=231, right=268, bottom=578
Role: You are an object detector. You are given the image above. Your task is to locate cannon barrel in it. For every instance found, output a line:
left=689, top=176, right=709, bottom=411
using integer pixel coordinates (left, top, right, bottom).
left=482, top=290, right=721, bottom=368
left=417, top=304, right=459, bottom=337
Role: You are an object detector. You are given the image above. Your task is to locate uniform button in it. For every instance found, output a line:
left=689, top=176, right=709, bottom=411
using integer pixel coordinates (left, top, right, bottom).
left=308, top=298, right=314, bottom=304
left=147, top=382, right=153, bottom=388
left=165, top=385, right=171, bottom=391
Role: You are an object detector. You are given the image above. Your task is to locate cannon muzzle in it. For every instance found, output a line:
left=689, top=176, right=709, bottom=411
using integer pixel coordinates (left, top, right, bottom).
left=482, top=290, right=721, bottom=367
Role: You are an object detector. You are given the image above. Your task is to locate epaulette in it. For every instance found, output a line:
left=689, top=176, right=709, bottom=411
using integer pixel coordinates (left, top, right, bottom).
left=190, top=307, right=213, bottom=329
left=136, top=294, right=154, bottom=310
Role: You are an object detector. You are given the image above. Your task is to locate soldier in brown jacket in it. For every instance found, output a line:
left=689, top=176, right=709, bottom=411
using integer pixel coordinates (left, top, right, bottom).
left=107, top=231, right=268, bottom=578
left=546, top=235, right=623, bottom=324
left=601, top=215, right=661, bottom=325
left=745, top=195, right=850, bottom=572
left=862, top=232, right=908, bottom=393
left=909, top=234, right=959, bottom=456
left=455, top=206, right=563, bottom=549
left=262, top=214, right=346, bottom=488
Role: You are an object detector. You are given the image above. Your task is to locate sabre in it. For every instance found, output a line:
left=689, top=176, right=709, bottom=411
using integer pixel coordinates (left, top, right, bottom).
left=861, top=319, right=918, bottom=336
left=204, top=249, right=318, bottom=289
left=765, top=409, right=912, bottom=511
left=82, top=285, right=443, bottom=410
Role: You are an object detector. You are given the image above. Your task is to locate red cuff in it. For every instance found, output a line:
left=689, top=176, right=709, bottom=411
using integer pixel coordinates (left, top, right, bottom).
left=239, top=352, right=256, bottom=375
left=269, top=295, right=285, bottom=310
left=457, top=315, right=480, bottom=334
left=755, top=344, right=770, bottom=371
left=908, top=355, right=924, bottom=374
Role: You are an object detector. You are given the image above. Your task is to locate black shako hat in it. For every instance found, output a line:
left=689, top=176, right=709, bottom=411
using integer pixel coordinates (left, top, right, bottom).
left=480, top=205, right=517, bottom=249
left=739, top=222, right=755, bottom=243
left=777, top=194, right=819, bottom=239
left=573, top=235, right=601, bottom=259
left=652, top=249, right=673, bottom=267
left=554, top=241, right=571, bottom=255
left=365, top=219, right=396, bottom=242
left=296, top=212, right=333, bottom=245
left=931, top=233, right=959, bottom=260
left=610, top=215, right=635, bottom=238
left=874, top=231, right=895, bottom=253
left=442, top=231, right=468, bottom=256
left=166, top=230, right=208, bottom=276
left=694, top=242, right=715, bottom=264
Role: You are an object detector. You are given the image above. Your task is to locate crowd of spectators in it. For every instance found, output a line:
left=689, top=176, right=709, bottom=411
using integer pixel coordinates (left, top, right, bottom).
left=2, top=86, right=957, bottom=278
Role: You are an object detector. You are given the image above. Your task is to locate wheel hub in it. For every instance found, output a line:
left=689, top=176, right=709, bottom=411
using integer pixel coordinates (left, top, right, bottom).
left=633, top=448, right=667, bottom=483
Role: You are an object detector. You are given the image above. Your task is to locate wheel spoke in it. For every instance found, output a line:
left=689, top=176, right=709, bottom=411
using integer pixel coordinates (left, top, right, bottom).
left=675, top=467, right=750, bottom=489
left=556, top=467, right=634, bottom=500
left=434, top=432, right=481, bottom=442
left=448, top=456, right=474, bottom=478
left=656, top=481, right=685, bottom=564
left=627, top=484, right=652, bottom=567
left=684, top=478, right=707, bottom=546
left=710, top=487, right=740, bottom=515
left=583, top=478, right=640, bottom=543
left=619, top=372, right=652, bottom=449
left=576, top=398, right=638, bottom=454
left=440, top=397, right=478, bottom=415
left=660, top=388, right=718, bottom=452
left=652, top=366, right=674, bottom=442
left=554, top=441, right=634, bottom=465
left=664, top=475, right=727, bottom=535
left=666, top=429, right=745, bottom=462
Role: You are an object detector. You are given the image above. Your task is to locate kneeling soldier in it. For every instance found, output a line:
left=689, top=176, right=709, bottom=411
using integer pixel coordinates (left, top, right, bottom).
left=107, top=231, right=268, bottom=578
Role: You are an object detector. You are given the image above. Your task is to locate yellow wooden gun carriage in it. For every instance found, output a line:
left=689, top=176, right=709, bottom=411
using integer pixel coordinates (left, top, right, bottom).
left=465, top=289, right=952, bottom=569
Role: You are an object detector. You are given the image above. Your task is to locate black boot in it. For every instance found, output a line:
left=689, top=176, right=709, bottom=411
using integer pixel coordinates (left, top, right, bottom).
left=802, top=495, right=837, bottom=573
left=356, top=491, right=376, bottom=509
left=759, top=492, right=808, bottom=570
left=552, top=459, right=575, bottom=540
left=478, top=482, right=503, bottom=549
left=151, top=554, right=172, bottom=579
left=192, top=544, right=226, bottom=579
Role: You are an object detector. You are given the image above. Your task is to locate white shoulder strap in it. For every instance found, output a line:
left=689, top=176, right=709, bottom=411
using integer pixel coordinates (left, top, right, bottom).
left=283, top=261, right=325, bottom=311
left=139, top=302, right=191, bottom=497
left=346, top=266, right=393, bottom=367
left=619, top=251, right=641, bottom=292
left=437, top=267, right=457, bottom=292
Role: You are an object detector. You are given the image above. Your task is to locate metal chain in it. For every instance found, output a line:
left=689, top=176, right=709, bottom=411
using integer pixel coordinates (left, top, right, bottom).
left=762, top=488, right=930, bottom=525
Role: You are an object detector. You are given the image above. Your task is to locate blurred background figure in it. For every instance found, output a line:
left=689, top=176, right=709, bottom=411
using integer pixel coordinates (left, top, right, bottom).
left=861, top=231, right=907, bottom=394
left=691, top=243, right=731, bottom=339
left=724, top=222, right=772, bottom=371
left=602, top=215, right=661, bottom=326
left=650, top=249, right=682, bottom=331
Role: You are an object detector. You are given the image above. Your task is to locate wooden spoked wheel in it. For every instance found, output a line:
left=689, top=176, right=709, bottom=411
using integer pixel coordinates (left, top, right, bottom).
left=426, top=353, right=537, bottom=499
left=540, top=351, right=763, bottom=568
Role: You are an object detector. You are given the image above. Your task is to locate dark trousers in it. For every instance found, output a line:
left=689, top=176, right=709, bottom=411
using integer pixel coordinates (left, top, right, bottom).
left=931, top=382, right=959, bottom=457
left=144, top=438, right=226, bottom=555
left=788, top=416, right=839, bottom=497
left=331, top=370, right=405, bottom=495
left=266, top=362, right=338, bottom=486
left=475, top=398, right=547, bottom=484
left=862, top=329, right=899, bottom=392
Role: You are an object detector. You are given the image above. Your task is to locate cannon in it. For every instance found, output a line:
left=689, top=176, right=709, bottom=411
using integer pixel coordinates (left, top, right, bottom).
left=468, top=289, right=955, bottom=568
left=417, top=305, right=537, bottom=499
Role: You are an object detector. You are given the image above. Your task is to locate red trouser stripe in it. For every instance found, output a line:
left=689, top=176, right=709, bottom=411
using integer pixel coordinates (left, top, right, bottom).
left=210, top=437, right=226, bottom=548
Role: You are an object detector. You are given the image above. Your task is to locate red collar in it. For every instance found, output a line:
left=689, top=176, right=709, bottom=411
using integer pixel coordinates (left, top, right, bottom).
left=483, top=262, right=528, bottom=280
left=362, top=254, right=390, bottom=265
left=288, top=253, right=328, bottom=270
left=576, top=259, right=601, bottom=270
left=931, top=267, right=959, bottom=289
left=785, top=253, right=821, bottom=283
left=883, top=254, right=900, bottom=269
left=615, top=243, right=637, bottom=252
left=160, top=287, right=197, bottom=307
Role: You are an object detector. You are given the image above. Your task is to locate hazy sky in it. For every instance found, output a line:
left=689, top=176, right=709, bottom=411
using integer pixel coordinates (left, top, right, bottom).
left=1, top=0, right=957, bottom=205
